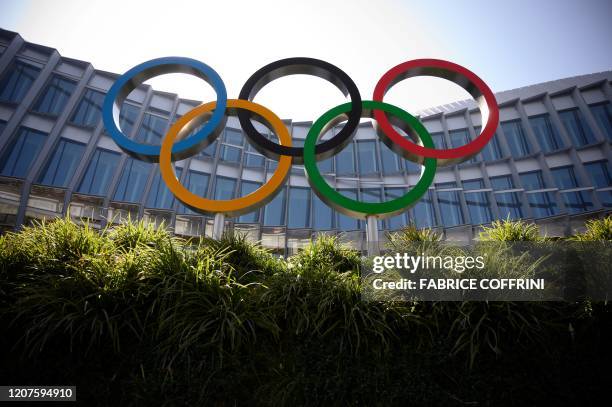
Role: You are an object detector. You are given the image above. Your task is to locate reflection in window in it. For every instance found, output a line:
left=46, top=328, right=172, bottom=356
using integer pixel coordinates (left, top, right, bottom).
left=380, top=142, right=401, bottom=174
left=312, top=194, right=333, bottom=230
left=464, top=191, right=492, bottom=224
left=113, top=158, right=152, bottom=202
left=147, top=168, right=182, bottom=209
left=385, top=187, right=407, bottom=230
left=336, top=189, right=359, bottom=230
left=527, top=192, right=558, bottom=217
left=33, top=75, right=77, bottom=116
left=462, top=179, right=485, bottom=190
left=449, top=129, right=475, bottom=163
left=119, top=103, right=141, bottom=136
left=38, top=138, right=85, bottom=187
left=0, top=60, right=40, bottom=103
left=474, top=126, right=502, bottom=161
left=287, top=187, right=310, bottom=228
left=489, top=175, right=514, bottom=190
left=561, top=191, right=593, bottom=214
left=437, top=190, right=464, bottom=227
left=519, top=170, right=545, bottom=190
left=529, top=114, right=563, bottom=153
left=263, top=188, right=286, bottom=226
left=501, top=120, right=531, bottom=158
left=237, top=181, right=261, bottom=222
left=357, top=141, right=378, bottom=174
left=0, top=127, right=47, bottom=178
left=77, top=148, right=121, bottom=196
left=213, top=176, right=236, bottom=200
left=178, top=170, right=210, bottom=215
left=589, top=102, right=612, bottom=141
left=597, top=191, right=612, bottom=208
left=584, top=161, right=612, bottom=188
left=335, top=142, right=355, bottom=175
left=430, top=132, right=446, bottom=149
left=70, top=89, right=105, bottom=127
left=495, top=192, right=523, bottom=219
left=558, top=108, right=596, bottom=146
left=412, top=189, right=435, bottom=229
left=550, top=166, right=578, bottom=189
left=135, top=113, right=168, bottom=145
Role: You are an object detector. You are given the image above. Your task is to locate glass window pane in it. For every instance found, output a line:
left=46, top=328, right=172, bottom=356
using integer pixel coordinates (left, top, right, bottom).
left=559, top=108, right=596, bottom=146
left=113, top=158, right=152, bottom=202
left=0, top=60, right=40, bottom=103
left=474, top=126, right=502, bottom=161
left=335, top=143, right=355, bottom=175
left=178, top=170, right=210, bottom=215
left=361, top=188, right=383, bottom=229
left=32, top=75, right=77, bottom=116
left=519, top=170, right=545, bottom=190
left=213, top=176, right=236, bottom=200
left=312, top=193, right=333, bottom=230
left=551, top=166, right=578, bottom=189
left=462, top=179, right=485, bottom=190
left=244, top=152, right=264, bottom=168
left=135, top=113, right=168, bottom=145
left=0, top=127, right=48, bottom=177
left=119, top=103, right=140, bottom=136
left=0, top=119, right=6, bottom=136
left=449, top=129, right=475, bottom=163
left=412, top=190, right=435, bottom=228
left=589, top=102, right=612, bottom=141
left=584, top=161, right=612, bottom=188
left=562, top=191, right=593, bottom=214
left=146, top=168, right=182, bottom=209
left=237, top=181, right=261, bottom=222
left=464, top=191, right=493, bottom=224
left=77, top=148, right=121, bottom=196
left=263, top=188, right=286, bottom=226
left=501, top=120, right=531, bottom=158
left=220, top=145, right=242, bottom=163
left=527, top=192, right=558, bottom=217
left=37, top=138, right=85, bottom=187
left=489, top=175, right=514, bottom=190
left=70, top=89, right=105, bottom=127
left=357, top=141, right=377, bottom=174
left=380, top=142, right=401, bottom=175
left=430, top=132, right=447, bottom=149
left=597, top=190, right=612, bottom=209
left=337, top=189, right=359, bottom=230
left=495, top=192, right=523, bottom=219
left=223, top=129, right=243, bottom=146
left=385, top=187, right=407, bottom=230
left=529, top=114, right=563, bottom=153
left=287, top=187, right=310, bottom=228
left=437, top=190, right=464, bottom=227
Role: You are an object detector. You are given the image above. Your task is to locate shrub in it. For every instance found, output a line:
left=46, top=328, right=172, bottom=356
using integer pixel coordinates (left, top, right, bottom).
left=479, top=217, right=542, bottom=241
left=571, top=216, right=612, bottom=241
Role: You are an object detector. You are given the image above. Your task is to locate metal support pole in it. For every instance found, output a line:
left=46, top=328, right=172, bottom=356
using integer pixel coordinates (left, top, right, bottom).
left=212, top=213, right=225, bottom=240
left=366, top=216, right=380, bottom=256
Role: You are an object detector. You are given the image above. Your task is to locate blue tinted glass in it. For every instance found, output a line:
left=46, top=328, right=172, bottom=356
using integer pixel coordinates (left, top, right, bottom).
left=113, top=159, right=152, bottom=202
left=199, top=140, right=217, bottom=158
left=287, top=187, right=310, bottom=228
left=489, top=175, right=514, bottom=190
left=119, top=103, right=140, bottom=136
left=412, top=190, right=435, bottom=228
left=361, top=188, right=383, bottom=229
left=380, top=142, right=400, bottom=174
left=529, top=114, right=562, bottom=153
left=449, top=129, right=475, bottom=163
left=77, top=148, right=121, bottom=196
left=357, top=141, right=378, bottom=174
left=337, top=189, right=359, bottom=230
left=263, top=188, right=286, bottom=226
left=224, top=129, right=243, bottom=145
left=0, top=120, right=6, bottom=136
left=501, top=120, right=531, bottom=158
left=135, top=113, right=168, bottom=144
left=465, top=191, right=492, bottom=224
left=589, top=102, right=612, bottom=141
left=462, top=179, right=484, bottom=190
left=385, top=187, right=407, bottom=230
left=335, top=143, right=355, bottom=175
left=38, top=138, right=85, bottom=187
left=562, top=191, right=593, bottom=214
left=213, top=176, right=236, bottom=200
left=312, top=194, right=333, bottom=230
left=146, top=168, right=182, bottom=209
left=559, top=108, right=596, bottom=146
left=474, top=126, right=502, bottom=161
left=33, top=75, right=77, bottom=116
left=597, top=190, right=612, bottom=208
left=220, top=145, right=241, bottom=163
left=436, top=181, right=457, bottom=189
left=178, top=170, right=210, bottom=215
left=495, top=192, right=523, bottom=219
left=0, top=60, right=40, bottom=103
left=403, top=159, right=421, bottom=174
left=244, top=153, right=264, bottom=168
left=437, top=190, right=464, bottom=227
left=527, top=192, right=558, bottom=217
left=0, top=127, right=47, bottom=177
left=70, top=89, right=105, bottom=127
left=430, top=132, right=446, bottom=149
left=237, top=181, right=261, bottom=222
left=519, top=171, right=545, bottom=190
left=551, top=166, right=578, bottom=189
left=584, top=161, right=612, bottom=188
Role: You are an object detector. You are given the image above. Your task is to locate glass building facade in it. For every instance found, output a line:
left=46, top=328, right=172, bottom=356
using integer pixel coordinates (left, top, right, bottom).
left=0, top=29, right=611, bottom=255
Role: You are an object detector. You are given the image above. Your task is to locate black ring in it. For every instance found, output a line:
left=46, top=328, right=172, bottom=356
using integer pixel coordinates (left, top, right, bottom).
left=238, top=57, right=362, bottom=164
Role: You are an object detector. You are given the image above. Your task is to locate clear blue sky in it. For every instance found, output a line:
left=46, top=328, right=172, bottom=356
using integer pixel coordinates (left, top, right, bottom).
left=0, top=0, right=610, bottom=120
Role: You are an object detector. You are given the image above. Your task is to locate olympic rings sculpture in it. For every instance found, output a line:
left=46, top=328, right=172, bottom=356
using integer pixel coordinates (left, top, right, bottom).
left=102, top=57, right=499, bottom=220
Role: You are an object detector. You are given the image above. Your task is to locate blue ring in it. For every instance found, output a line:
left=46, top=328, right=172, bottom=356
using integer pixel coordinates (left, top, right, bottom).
left=102, top=57, right=227, bottom=162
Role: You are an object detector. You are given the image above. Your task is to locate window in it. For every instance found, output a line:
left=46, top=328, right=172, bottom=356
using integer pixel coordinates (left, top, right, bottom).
left=437, top=189, right=464, bottom=227
left=178, top=170, right=210, bottom=215
left=0, top=60, right=40, bottom=103
left=0, top=119, right=7, bottom=136
left=495, top=192, right=523, bottom=219
left=501, top=120, right=531, bottom=158
left=135, top=113, right=168, bottom=144
left=550, top=166, right=578, bottom=189
left=584, top=161, right=612, bottom=188
left=146, top=168, right=182, bottom=209
left=32, top=75, right=77, bottom=116
left=558, top=108, right=596, bottom=146
left=113, top=158, right=152, bottom=202
left=244, top=143, right=265, bottom=168
left=357, top=140, right=378, bottom=174
left=287, top=187, right=310, bottom=228
left=336, top=189, right=359, bottom=230
left=237, top=181, right=261, bottom=222
left=464, top=191, right=493, bottom=224
left=213, top=176, right=236, bottom=200
left=37, top=138, right=85, bottom=187
left=561, top=191, right=593, bottom=214
left=597, top=191, right=612, bottom=208
left=474, top=126, right=502, bottom=161
left=519, top=170, right=545, bottom=190
left=335, top=142, right=355, bottom=175
left=589, top=102, right=612, bottom=141
left=462, top=179, right=485, bottom=190
left=360, top=188, right=383, bottom=229
left=385, top=187, right=408, bottom=230
left=380, top=142, right=401, bottom=174
left=119, top=103, right=140, bottom=136
left=449, top=129, right=475, bottom=163
left=70, top=88, right=105, bottom=127
left=0, top=127, right=47, bottom=177
left=312, top=194, right=333, bottom=230
left=263, top=188, right=286, bottom=226
left=199, top=140, right=218, bottom=159
left=527, top=192, right=558, bottom=218
left=430, top=132, right=446, bottom=149
left=219, top=129, right=242, bottom=163
left=412, top=189, right=435, bottom=228
left=77, top=148, right=121, bottom=196
left=529, top=114, right=563, bottom=153
left=489, top=175, right=514, bottom=190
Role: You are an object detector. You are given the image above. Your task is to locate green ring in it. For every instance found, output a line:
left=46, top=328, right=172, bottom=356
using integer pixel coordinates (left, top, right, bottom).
left=303, top=100, right=437, bottom=220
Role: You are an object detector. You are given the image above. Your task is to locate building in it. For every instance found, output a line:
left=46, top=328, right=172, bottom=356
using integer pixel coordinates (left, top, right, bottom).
left=0, top=29, right=611, bottom=255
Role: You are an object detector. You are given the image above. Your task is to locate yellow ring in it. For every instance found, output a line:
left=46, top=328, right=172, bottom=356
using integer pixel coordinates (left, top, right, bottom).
left=159, top=99, right=292, bottom=216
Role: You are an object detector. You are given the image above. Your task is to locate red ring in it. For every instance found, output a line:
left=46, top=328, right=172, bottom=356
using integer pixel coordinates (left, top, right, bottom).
left=372, top=59, right=499, bottom=160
